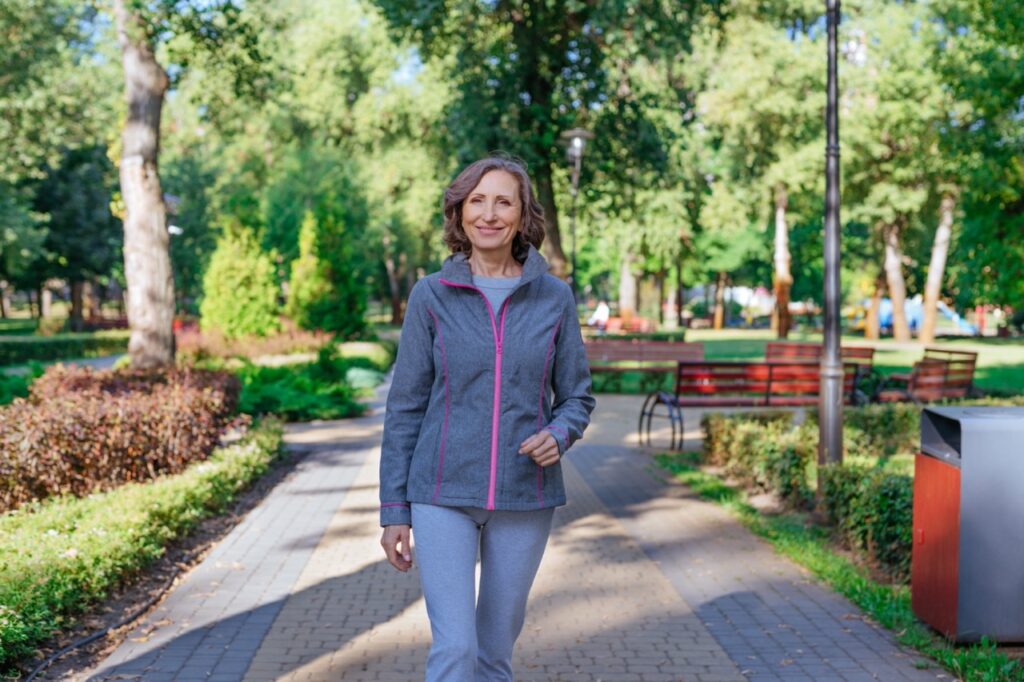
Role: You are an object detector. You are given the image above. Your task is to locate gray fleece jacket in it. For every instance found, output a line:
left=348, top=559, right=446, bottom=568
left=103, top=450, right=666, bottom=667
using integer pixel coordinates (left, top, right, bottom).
left=379, top=245, right=595, bottom=527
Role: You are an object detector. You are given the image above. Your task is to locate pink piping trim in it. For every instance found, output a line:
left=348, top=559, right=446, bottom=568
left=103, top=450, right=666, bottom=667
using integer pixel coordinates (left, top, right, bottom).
left=536, top=320, right=561, bottom=506
left=426, top=309, right=449, bottom=503
left=439, top=278, right=508, bottom=511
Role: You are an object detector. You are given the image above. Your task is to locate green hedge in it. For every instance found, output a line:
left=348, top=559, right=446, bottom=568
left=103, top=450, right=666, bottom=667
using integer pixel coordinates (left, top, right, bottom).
left=0, top=331, right=129, bottom=366
left=701, top=397, right=1024, bottom=580
left=0, top=419, right=283, bottom=675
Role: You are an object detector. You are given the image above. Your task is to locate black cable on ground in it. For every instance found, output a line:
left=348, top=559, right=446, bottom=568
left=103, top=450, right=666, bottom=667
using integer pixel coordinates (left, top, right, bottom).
left=23, top=489, right=258, bottom=680
left=23, top=554, right=191, bottom=682
left=22, top=435, right=297, bottom=680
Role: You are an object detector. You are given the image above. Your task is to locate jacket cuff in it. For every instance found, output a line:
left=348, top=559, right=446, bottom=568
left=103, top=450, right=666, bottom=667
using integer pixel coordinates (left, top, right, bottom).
left=380, top=502, right=412, bottom=527
left=543, top=423, right=572, bottom=455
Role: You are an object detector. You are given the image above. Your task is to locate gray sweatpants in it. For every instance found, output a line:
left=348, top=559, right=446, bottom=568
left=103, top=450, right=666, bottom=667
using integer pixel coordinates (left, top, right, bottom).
left=411, top=503, right=555, bottom=682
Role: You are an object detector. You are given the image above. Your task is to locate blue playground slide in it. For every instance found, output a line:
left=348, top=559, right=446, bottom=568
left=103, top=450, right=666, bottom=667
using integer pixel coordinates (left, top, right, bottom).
left=877, top=297, right=977, bottom=335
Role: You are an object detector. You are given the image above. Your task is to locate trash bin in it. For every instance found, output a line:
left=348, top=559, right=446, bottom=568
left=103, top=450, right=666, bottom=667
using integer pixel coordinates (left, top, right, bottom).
left=911, top=406, right=1024, bottom=643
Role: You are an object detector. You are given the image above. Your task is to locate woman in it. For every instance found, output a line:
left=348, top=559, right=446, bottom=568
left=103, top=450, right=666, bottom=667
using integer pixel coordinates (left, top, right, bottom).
left=379, top=156, right=595, bottom=681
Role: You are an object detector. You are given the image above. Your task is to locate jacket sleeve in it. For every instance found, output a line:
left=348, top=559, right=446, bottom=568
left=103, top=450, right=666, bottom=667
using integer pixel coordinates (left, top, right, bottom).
left=379, top=280, right=434, bottom=526
left=542, top=288, right=596, bottom=455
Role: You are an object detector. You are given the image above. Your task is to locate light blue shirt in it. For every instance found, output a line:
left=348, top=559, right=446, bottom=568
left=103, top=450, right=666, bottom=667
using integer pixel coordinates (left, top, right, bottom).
left=473, top=275, right=522, bottom=312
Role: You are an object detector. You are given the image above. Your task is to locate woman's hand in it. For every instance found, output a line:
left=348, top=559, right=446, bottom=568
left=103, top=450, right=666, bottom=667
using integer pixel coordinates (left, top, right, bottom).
left=519, top=431, right=560, bottom=467
left=381, top=524, right=413, bottom=572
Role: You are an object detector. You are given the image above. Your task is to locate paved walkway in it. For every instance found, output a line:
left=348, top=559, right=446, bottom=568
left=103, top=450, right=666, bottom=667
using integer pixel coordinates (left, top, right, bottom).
left=85, top=379, right=945, bottom=681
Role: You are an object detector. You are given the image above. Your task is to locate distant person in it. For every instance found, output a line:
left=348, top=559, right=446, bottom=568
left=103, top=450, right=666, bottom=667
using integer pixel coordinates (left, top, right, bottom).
left=588, top=299, right=610, bottom=331
left=379, top=156, right=596, bottom=681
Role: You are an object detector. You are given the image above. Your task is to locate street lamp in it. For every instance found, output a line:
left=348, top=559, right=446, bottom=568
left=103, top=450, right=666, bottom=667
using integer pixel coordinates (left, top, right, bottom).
left=819, top=0, right=844, bottom=481
left=560, top=127, right=594, bottom=300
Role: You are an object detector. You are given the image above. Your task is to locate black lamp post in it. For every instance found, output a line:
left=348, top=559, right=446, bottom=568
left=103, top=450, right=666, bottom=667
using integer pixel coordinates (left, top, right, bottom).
left=819, top=0, right=844, bottom=478
left=560, top=127, right=594, bottom=300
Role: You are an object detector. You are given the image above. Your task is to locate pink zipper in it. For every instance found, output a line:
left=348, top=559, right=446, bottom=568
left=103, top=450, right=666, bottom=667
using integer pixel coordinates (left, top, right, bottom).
left=439, top=278, right=509, bottom=510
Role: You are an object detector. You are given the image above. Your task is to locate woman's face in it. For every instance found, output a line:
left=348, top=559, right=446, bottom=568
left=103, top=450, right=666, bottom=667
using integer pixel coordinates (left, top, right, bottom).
left=461, top=170, right=522, bottom=256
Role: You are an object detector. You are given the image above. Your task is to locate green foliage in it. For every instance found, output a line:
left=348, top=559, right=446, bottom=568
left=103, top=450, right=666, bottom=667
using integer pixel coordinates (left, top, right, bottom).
left=32, top=145, right=122, bottom=303
left=0, top=363, right=43, bottom=405
left=284, top=209, right=367, bottom=337
left=199, top=224, right=280, bottom=339
left=0, top=419, right=283, bottom=675
left=820, top=462, right=914, bottom=581
left=0, top=332, right=130, bottom=367
left=163, top=151, right=220, bottom=314
left=235, top=345, right=383, bottom=421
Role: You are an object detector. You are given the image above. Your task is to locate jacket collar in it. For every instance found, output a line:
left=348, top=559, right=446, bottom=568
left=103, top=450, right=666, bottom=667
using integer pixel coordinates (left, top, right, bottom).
left=440, top=244, right=550, bottom=287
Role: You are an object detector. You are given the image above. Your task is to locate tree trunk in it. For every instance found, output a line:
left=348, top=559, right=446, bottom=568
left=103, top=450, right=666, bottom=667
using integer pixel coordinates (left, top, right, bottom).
left=713, top=271, right=727, bottom=330
left=883, top=223, right=911, bottom=342
left=0, top=283, right=9, bottom=319
left=534, top=162, right=567, bottom=279
left=772, top=184, right=793, bottom=339
left=676, top=264, right=685, bottom=328
left=114, top=0, right=175, bottom=368
left=656, top=268, right=666, bottom=325
left=865, top=276, right=883, bottom=340
left=618, top=254, right=636, bottom=320
left=70, top=280, right=85, bottom=331
left=382, top=233, right=404, bottom=325
left=919, top=194, right=956, bottom=344
left=40, top=285, right=52, bottom=319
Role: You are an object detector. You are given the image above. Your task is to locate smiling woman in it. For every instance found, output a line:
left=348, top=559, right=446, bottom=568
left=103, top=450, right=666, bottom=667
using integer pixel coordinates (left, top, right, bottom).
left=379, top=156, right=595, bottom=681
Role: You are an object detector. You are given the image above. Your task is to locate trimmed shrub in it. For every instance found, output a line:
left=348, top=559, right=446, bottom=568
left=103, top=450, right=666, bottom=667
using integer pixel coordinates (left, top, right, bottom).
left=199, top=223, right=280, bottom=339
left=0, top=365, right=239, bottom=512
left=0, top=419, right=283, bottom=675
left=820, top=463, right=914, bottom=580
left=702, top=412, right=793, bottom=466
left=0, top=331, right=129, bottom=367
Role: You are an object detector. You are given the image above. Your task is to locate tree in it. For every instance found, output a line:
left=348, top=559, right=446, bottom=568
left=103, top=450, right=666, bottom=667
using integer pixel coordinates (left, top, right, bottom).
left=284, top=209, right=368, bottom=339
left=372, top=0, right=719, bottom=279
left=199, top=223, right=279, bottom=339
left=111, top=0, right=263, bottom=367
left=932, top=0, right=1024, bottom=313
left=692, top=6, right=826, bottom=338
left=842, top=1, right=951, bottom=341
left=32, top=146, right=122, bottom=328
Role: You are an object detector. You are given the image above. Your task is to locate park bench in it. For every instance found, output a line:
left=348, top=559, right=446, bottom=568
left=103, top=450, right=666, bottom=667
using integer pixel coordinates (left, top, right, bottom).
left=765, top=341, right=876, bottom=404
left=585, top=339, right=703, bottom=391
left=875, top=347, right=979, bottom=404
left=603, top=316, right=657, bottom=334
left=639, top=360, right=858, bottom=450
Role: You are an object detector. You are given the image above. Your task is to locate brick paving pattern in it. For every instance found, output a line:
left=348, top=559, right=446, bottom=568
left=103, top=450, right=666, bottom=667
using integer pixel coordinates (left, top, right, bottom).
left=86, top=383, right=947, bottom=681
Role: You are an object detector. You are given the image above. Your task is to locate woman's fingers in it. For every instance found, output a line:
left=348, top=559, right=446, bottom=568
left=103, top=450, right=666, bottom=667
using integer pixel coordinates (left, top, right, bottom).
left=381, top=524, right=413, bottom=572
left=519, top=431, right=560, bottom=467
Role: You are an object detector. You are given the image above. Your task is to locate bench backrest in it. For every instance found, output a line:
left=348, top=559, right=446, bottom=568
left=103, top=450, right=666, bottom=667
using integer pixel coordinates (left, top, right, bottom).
left=674, top=361, right=856, bottom=404
left=909, top=356, right=976, bottom=400
left=765, top=341, right=875, bottom=367
left=922, top=347, right=978, bottom=371
left=586, top=339, right=703, bottom=366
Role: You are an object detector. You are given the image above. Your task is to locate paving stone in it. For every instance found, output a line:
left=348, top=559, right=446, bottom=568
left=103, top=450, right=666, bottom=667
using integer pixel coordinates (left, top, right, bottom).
left=84, top=387, right=949, bottom=682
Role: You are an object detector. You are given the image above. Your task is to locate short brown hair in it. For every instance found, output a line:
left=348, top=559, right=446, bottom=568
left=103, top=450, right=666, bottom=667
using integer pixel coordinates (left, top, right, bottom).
left=443, top=156, right=545, bottom=260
